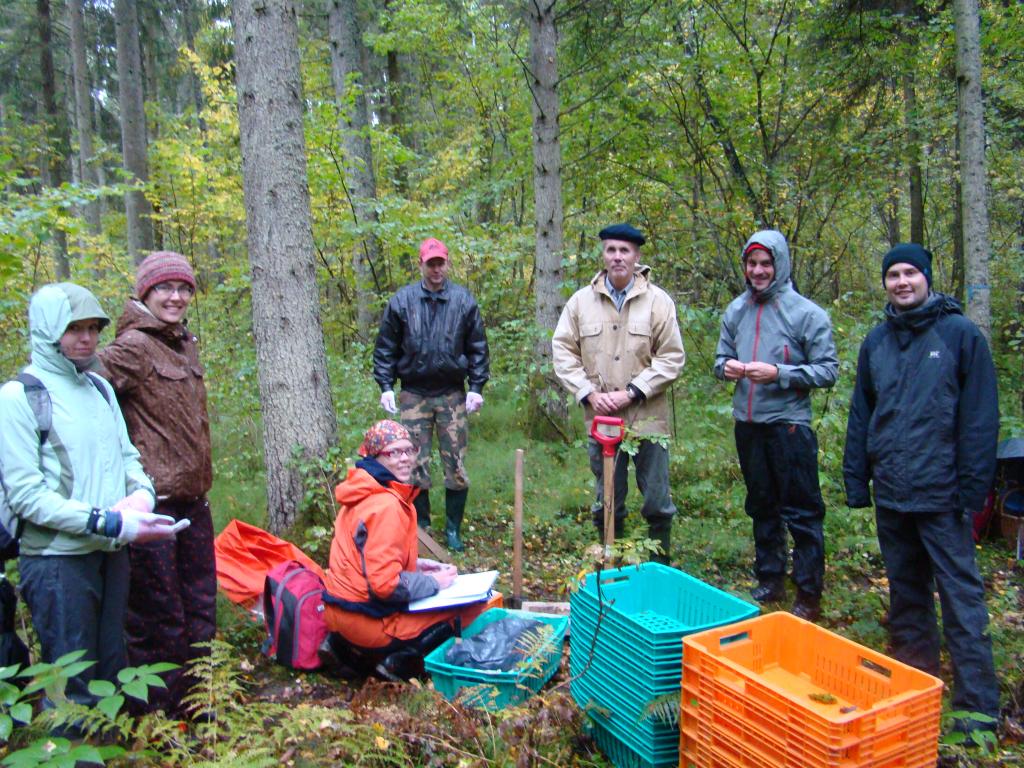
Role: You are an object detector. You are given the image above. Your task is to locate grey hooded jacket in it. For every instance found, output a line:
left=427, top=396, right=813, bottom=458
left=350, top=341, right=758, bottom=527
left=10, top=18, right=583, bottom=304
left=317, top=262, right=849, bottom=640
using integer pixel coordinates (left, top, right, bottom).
left=713, top=230, right=838, bottom=425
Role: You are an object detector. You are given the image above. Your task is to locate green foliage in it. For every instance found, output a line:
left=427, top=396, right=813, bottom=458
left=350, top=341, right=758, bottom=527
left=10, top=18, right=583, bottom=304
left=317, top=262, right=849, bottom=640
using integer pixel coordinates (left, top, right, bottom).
left=0, top=651, right=173, bottom=766
left=940, top=710, right=999, bottom=755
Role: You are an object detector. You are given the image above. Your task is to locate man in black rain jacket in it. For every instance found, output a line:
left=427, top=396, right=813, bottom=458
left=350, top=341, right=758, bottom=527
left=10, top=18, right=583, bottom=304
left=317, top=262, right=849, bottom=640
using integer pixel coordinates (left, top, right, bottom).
left=843, top=243, right=999, bottom=733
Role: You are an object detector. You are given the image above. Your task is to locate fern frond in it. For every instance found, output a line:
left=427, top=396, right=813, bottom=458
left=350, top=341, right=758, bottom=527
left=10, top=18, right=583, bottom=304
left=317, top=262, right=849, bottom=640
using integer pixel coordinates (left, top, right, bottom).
left=640, top=692, right=680, bottom=726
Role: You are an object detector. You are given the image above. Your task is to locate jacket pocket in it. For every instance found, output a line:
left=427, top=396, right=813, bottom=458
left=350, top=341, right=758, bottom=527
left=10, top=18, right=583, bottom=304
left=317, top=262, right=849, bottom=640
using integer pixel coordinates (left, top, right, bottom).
left=627, top=321, right=651, bottom=340
left=579, top=322, right=602, bottom=355
left=153, top=362, right=188, bottom=382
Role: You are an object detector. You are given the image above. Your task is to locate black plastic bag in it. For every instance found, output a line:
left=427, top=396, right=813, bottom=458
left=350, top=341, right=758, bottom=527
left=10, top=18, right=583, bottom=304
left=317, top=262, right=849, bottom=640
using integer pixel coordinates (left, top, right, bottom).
left=444, top=617, right=545, bottom=672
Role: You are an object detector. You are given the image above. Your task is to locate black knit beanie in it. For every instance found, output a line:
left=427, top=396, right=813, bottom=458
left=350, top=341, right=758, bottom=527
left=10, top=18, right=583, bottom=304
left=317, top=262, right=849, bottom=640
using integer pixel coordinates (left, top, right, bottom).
left=881, top=243, right=932, bottom=287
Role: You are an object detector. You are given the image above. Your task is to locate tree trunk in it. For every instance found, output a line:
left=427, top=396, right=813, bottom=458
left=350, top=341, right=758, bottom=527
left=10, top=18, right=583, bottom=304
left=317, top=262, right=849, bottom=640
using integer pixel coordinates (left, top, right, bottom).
left=951, top=159, right=965, bottom=302
left=37, top=0, right=70, bottom=279
left=902, top=72, right=925, bottom=244
left=114, top=0, right=155, bottom=263
left=953, top=0, right=991, bottom=341
left=384, top=46, right=408, bottom=193
left=233, top=0, right=338, bottom=533
left=328, top=0, right=381, bottom=341
left=68, top=0, right=101, bottom=234
left=527, top=0, right=568, bottom=432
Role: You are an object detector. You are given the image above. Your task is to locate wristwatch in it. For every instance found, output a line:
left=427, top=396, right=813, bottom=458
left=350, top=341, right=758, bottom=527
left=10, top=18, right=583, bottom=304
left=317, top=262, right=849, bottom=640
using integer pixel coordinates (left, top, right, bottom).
left=626, top=384, right=642, bottom=402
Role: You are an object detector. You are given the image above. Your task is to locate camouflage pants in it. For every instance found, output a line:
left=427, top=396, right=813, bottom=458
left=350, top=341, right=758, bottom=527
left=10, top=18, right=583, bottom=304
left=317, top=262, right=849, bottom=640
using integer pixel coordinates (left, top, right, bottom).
left=399, top=390, right=469, bottom=491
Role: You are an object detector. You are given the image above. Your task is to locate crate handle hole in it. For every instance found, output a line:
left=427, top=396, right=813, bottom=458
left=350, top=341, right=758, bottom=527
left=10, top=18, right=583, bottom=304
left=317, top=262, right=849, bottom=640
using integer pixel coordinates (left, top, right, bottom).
left=719, top=631, right=750, bottom=647
left=860, top=657, right=892, bottom=677
left=598, top=575, right=630, bottom=586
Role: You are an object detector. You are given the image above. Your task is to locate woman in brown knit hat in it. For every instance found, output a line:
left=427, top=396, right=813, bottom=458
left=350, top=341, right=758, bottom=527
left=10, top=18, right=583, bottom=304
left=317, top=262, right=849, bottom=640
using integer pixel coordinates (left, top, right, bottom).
left=98, top=251, right=215, bottom=716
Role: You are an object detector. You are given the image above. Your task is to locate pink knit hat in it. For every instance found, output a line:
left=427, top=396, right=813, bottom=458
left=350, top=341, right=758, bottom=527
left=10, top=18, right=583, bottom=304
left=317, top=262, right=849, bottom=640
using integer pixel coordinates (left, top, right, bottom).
left=358, top=420, right=412, bottom=457
left=135, top=251, right=197, bottom=299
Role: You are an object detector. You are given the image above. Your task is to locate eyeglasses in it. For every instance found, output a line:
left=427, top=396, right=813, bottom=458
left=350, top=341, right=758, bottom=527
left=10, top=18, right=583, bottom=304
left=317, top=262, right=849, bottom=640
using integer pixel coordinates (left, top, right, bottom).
left=378, top=447, right=417, bottom=459
left=152, top=282, right=195, bottom=298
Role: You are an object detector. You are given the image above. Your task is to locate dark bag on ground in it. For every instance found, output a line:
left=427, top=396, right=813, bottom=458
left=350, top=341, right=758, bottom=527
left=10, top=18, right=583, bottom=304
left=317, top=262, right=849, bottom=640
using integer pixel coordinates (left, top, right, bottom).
left=262, top=560, right=328, bottom=670
left=0, top=577, right=29, bottom=670
left=444, top=616, right=545, bottom=671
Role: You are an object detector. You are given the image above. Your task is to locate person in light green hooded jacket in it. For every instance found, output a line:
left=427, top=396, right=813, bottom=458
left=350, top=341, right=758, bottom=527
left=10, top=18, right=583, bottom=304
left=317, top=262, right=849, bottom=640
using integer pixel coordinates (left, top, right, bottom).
left=0, top=283, right=183, bottom=711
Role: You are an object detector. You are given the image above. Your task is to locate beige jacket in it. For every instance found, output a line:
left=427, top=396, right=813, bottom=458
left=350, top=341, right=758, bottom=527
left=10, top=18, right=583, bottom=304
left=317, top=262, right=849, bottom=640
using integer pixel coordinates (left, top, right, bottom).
left=552, top=266, right=685, bottom=436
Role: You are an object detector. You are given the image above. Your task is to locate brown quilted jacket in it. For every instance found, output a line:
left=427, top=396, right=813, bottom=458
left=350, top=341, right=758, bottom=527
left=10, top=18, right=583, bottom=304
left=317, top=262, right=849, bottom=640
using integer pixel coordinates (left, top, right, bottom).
left=98, top=300, right=213, bottom=499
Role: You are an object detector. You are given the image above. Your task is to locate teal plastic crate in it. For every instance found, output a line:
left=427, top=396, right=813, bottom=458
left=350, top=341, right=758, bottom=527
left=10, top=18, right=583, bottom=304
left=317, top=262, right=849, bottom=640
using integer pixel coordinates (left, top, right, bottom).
left=589, top=718, right=678, bottom=768
left=569, top=565, right=756, bottom=767
left=572, top=676, right=679, bottom=767
left=569, top=661, right=680, bottom=742
left=569, top=611, right=683, bottom=693
left=424, top=608, right=567, bottom=709
left=573, top=563, right=758, bottom=646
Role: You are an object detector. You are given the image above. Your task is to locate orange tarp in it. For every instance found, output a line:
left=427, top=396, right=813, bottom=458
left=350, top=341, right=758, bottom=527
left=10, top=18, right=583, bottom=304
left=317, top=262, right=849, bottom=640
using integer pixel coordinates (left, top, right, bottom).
left=214, top=519, right=325, bottom=605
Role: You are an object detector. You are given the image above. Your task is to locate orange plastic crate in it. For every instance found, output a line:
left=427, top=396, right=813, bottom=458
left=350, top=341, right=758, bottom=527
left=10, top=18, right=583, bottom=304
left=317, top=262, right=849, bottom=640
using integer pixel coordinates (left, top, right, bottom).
left=680, top=612, right=942, bottom=768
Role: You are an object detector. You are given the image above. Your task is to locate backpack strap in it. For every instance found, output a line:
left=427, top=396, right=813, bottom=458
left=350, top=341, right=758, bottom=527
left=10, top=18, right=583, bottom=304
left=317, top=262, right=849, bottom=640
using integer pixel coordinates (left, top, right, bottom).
left=14, top=373, right=51, bottom=446
left=84, top=372, right=113, bottom=406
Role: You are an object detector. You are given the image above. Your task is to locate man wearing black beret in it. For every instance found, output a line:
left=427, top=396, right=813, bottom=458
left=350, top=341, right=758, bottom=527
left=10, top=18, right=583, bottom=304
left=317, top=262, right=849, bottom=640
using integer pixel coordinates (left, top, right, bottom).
left=552, top=223, right=685, bottom=563
left=844, top=243, right=1000, bottom=737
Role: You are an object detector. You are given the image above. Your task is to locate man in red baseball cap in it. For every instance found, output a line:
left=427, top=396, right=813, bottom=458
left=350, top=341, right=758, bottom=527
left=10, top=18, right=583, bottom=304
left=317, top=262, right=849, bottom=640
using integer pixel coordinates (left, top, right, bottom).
left=372, top=238, right=490, bottom=551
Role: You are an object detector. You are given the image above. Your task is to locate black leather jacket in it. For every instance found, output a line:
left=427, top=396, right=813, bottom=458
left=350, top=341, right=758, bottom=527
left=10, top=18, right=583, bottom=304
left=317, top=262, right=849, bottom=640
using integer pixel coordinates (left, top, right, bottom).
left=372, top=280, right=490, bottom=397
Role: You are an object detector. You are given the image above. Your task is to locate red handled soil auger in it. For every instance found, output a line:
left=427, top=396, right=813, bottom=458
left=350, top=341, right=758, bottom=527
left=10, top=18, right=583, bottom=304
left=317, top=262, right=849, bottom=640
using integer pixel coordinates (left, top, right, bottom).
left=590, top=415, right=626, bottom=553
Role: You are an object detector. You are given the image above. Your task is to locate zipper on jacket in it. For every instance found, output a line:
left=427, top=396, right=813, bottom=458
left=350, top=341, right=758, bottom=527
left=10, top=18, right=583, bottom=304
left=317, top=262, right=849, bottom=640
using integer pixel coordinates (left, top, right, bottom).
left=747, top=304, right=764, bottom=421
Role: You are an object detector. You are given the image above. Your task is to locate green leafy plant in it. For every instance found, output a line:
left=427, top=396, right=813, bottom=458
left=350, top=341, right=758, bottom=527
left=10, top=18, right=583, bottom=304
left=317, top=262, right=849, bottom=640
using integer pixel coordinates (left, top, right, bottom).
left=0, top=650, right=175, bottom=766
left=940, top=709, right=999, bottom=753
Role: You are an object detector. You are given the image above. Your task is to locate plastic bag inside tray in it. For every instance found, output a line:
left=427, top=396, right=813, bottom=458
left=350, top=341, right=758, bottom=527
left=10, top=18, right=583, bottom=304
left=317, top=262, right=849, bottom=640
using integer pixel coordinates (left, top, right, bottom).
left=444, top=616, right=548, bottom=671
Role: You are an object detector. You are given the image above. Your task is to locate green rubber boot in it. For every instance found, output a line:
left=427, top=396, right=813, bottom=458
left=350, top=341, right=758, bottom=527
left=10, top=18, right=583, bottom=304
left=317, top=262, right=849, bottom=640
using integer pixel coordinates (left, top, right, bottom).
left=413, top=491, right=431, bottom=529
left=445, top=488, right=468, bottom=552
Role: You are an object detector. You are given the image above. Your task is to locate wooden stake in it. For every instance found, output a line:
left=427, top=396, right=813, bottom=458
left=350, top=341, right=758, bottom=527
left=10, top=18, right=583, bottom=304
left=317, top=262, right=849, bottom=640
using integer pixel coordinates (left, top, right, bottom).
left=512, top=448, right=524, bottom=608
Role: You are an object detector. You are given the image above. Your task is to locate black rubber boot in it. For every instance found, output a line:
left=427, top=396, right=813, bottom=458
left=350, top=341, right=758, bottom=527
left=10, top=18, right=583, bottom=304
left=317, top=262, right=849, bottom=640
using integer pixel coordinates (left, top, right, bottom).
left=751, top=580, right=786, bottom=603
left=647, top=517, right=672, bottom=566
left=445, top=488, right=468, bottom=552
left=791, top=590, right=822, bottom=622
left=413, top=621, right=454, bottom=656
left=375, top=648, right=422, bottom=682
left=413, top=491, right=431, bottom=529
left=375, top=623, right=454, bottom=682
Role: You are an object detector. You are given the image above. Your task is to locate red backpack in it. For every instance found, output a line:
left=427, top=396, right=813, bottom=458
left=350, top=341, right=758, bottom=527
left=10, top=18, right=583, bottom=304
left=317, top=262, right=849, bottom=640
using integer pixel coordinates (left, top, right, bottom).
left=262, top=560, right=328, bottom=670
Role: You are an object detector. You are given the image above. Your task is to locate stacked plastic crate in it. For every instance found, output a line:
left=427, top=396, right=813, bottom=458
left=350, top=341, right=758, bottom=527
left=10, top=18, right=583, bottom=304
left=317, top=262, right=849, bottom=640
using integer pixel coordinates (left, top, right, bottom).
left=681, top=612, right=944, bottom=768
left=424, top=607, right=569, bottom=709
left=569, top=563, right=759, bottom=768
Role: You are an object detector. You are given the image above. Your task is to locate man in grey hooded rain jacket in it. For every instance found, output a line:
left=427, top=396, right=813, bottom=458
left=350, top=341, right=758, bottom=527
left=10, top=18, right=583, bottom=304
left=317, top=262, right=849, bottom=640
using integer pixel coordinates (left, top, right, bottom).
left=0, top=283, right=181, bottom=710
left=714, top=230, right=838, bottom=619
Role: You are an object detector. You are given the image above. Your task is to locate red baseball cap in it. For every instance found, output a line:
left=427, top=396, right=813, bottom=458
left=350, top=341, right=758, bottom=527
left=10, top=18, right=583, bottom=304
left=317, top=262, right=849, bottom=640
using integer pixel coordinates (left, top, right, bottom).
left=419, top=238, right=449, bottom=263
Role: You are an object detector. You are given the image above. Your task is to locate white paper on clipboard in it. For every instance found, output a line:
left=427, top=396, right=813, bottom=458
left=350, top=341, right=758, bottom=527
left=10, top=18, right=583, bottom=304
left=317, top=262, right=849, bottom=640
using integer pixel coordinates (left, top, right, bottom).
left=407, top=569, right=498, bottom=612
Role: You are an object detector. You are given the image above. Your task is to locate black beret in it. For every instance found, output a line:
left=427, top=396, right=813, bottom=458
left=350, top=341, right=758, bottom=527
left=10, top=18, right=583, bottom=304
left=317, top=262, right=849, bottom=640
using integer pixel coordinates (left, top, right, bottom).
left=598, top=223, right=646, bottom=246
left=881, top=243, right=933, bottom=287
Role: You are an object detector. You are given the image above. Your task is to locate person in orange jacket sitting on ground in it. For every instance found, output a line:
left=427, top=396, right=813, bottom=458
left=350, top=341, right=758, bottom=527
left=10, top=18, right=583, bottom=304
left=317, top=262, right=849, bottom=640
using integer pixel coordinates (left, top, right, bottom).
left=322, top=420, right=487, bottom=681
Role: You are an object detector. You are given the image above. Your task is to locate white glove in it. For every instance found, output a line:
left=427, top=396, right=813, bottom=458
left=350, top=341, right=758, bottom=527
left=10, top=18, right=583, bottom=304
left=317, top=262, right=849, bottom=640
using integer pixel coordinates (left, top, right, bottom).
left=380, top=390, right=398, bottom=414
left=111, top=489, right=155, bottom=515
left=117, top=510, right=184, bottom=544
left=465, top=392, right=484, bottom=414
